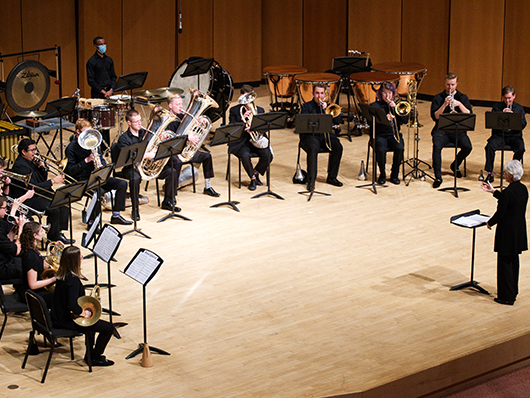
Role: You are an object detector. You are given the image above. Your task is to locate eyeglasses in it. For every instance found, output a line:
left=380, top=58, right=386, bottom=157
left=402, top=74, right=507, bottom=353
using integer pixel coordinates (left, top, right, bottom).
left=0, top=206, right=7, bottom=209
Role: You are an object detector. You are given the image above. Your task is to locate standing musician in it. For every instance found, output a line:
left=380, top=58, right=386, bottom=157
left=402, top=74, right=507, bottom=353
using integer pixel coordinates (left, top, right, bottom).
left=65, top=119, right=132, bottom=226
left=9, top=139, right=72, bottom=244
left=369, top=82, right=407, bottom=185
left=86, top=36, right=116, bottom=100
left=229, top=85, right=273, bottom=191
left=166, top=94, right=220, bottom=197
left=484, top=86, right=526, bottom=183
left=430, top=73, right=473, bottom=188
left=300, top=84, right=343, bottom=192
left=0, top=195, right=26, bottom=282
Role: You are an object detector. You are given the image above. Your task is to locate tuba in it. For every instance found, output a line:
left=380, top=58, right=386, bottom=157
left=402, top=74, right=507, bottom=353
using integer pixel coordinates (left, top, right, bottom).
left=176, top=88, right=218, bottom=162
left=73, top=285, right=102, bottom=327
left=78, top=128, right=104, bottom=169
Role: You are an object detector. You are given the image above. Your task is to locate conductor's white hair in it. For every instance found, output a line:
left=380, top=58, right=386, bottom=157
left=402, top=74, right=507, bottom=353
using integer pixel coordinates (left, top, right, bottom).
left=504, top=160, right=524, bottom=181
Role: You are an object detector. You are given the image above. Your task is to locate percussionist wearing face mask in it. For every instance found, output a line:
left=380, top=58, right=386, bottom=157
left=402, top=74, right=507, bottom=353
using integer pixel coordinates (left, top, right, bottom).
left=86, top=36, right=117, bottom=100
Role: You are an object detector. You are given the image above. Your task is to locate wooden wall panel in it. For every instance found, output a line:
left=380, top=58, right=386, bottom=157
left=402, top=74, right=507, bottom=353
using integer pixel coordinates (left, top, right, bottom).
left=122, top=0, right=176, bottom=89
left=213, top=0, right=262, bottom=83
left=77, top=0, right=123, bottom=98
left=262, top=0, right=303, bottom=70
left=503, top=0, right=530, bottom=106
left=177, top=0, right=213, bottom=64
left=449, top=0, right=504, bottom=101
left=348, top=0, right=402, bottom=67
left=402, top=0, right=450, bottom=96
left=303, top=0, right=347, bottom=73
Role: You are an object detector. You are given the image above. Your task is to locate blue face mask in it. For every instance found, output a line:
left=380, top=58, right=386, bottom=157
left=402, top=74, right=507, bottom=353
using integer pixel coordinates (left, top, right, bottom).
left=98, top=44, right=107, bottom=54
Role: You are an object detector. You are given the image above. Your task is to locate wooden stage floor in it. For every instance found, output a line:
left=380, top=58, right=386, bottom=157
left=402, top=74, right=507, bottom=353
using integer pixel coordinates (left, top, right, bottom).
left=2, top=85, right=530, bottom=397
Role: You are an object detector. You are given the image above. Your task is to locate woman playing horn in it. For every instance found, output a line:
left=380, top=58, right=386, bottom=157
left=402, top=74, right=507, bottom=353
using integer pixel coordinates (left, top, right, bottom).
left=51, top=246, right=115, bottom=367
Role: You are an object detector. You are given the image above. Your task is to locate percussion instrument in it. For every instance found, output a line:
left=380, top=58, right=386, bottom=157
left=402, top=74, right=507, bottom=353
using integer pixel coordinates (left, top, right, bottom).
left=295, top=73, right=341, bottom=105
left=371, top=62, right=427, bottom=96
left=0, top=120, right=29, bottom=161
left=92, top=105, right=115, bottom=130
left=350, top=72, right=401, bottom=105
left=108, top=94, right=132, bottom=110
left=168, top=58, right=233, bottom=123
left=5, top=60, right=50, bottom=113
left=264, top=65, right=307, bottom=99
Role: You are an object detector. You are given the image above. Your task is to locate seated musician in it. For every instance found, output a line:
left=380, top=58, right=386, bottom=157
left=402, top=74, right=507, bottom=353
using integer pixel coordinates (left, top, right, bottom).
left=166, top=94, right=220, bottom=197
left=300, top=84, right=343, bottom=192
left=9, top=139, right=72, bottom=244
left=430, top=73, right=473, bottom=188
left=117, top=109, right=181, bottom=215
left=0, top=156, right=35, bottom=205
left=484, top=86, right=526, bottom=183
left=0, top=195, right=26, bottom=282
left=65, top=119, right=132, bottom=226
left=369, top=82, right=407, bottom=185
left=228, top=85, right=273, bottom=191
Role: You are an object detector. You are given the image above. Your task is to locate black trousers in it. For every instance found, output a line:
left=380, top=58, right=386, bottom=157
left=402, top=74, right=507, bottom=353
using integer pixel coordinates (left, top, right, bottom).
left=372, top=134, right=404, bottom=179
left=233, top=142, right=273, bottom=179
left=432, top=130, right=473, bottom=179
left=497, top=253, right=520, bottom=302
left=0, top=257, right=22, bottom=281
left=484, top=134, right=525, bottom=172
left=299, top=133, right=343, bottom=185
left=24, top=196, right=69, bottom=242
left=60, top=319, right=114, bottom=359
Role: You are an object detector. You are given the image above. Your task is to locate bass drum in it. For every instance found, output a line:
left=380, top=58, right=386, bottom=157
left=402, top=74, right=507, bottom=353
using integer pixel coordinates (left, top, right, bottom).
left=168, top=57, right=233, bottom=123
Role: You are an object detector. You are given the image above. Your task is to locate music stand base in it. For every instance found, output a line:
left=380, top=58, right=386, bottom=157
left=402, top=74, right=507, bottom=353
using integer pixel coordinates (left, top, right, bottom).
left=211, top=201, right=240, bottom=212
left=102, top=308, right=120, bottom=316
left=252, top=190, right=284, bottom=200
left=439, top=186, right=470, bottom=198
left=157, top=212, right=192, bottom=223
left=450, top=280, right=489, bottom=295
left=122, top=227, right=152, bottom=239
left=356, top=182, right=388, bottom=195
left=298, top=189, right=331, bottom=202
left=126, top=342, right=170, bottom=359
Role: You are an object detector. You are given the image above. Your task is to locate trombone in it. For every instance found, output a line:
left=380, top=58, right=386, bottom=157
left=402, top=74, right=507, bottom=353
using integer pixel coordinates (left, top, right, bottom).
left=387, top=95, right=411, bottom=143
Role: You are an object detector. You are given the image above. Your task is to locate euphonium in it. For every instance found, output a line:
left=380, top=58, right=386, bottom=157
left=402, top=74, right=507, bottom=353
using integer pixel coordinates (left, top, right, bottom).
left=73, top=285, right=102, bottom=327
left=238, top=91, right=260, bottom=141
left=78, top=128, right=104, bottom=169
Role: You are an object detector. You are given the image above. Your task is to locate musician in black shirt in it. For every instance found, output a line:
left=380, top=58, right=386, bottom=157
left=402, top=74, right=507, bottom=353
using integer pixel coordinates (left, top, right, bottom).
left=86, top=36, right=117, bottom=100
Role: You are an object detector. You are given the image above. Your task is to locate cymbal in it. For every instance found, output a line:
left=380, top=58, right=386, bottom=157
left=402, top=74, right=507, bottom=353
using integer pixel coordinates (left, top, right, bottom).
left=17, top=110, right=47, bottom=118
left=151, top=87, right=184, bottom=98
left=106, top=99, right=128, bottom=105
left=134, top=89, right=161, bottom=98
left=134, top=95, right=165, bottom=104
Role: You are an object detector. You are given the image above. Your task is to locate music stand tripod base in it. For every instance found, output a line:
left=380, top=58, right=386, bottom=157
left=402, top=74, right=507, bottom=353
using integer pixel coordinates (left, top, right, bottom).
left=450, top=280, right=489, bottom=295
left=298, top=189, right=331, bottom=202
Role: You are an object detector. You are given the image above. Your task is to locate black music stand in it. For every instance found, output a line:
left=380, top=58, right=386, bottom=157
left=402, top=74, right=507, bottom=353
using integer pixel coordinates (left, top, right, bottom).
left=210, top=123, right=245, bottom=212
left=449, top=210, right=490, bottom=295
left=124, top=248, right=169, bottom=359
left=249, top=112, right=287, bottom=201
left=438, top=113, right=476, bottom=198
left=42, top=97, right=76, bottom=158
left=332, top=56, right=369, bottom=141
left=86, top=164, right=113, bottom=229
left=114, top=71, right=148, bottom=109
left=356, top=104, right=390, bottom=195
left=115, top=140, right=150, bottom=238
left=153, top=136, right=191, bottom=222
left=485, top=111, right=523, bottom=190
left=49, top=180, right=87, bottom=245
left=295, top=113, right=333, bottom=201
left=181, top=58, right=214, bottom=92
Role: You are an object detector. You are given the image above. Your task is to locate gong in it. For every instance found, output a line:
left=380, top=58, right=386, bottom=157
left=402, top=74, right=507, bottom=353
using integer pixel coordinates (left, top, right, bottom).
left=5, top=60, right=50, bottom=113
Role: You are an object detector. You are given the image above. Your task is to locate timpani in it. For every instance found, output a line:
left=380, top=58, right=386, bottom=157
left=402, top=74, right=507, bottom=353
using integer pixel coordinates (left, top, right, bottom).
left=350, top=72, right=401, bottom=105
left=264, top=65, right=308, bottom=99
left=371, top=62, right=427, bottom=96
left=295, top=73, right=341, bottom=105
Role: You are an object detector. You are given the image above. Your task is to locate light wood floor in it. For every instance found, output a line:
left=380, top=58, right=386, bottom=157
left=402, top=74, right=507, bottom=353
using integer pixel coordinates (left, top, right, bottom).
left=2, top=85, right=530, bottom=397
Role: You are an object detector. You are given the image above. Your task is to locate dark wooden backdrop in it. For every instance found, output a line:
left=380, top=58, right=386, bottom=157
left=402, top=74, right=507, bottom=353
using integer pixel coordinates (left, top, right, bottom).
left=1, top=0, right=530, bottom=112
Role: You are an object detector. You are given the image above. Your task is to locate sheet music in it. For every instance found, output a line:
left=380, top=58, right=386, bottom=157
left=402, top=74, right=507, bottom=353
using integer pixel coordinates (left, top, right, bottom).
left=85, top=190, right=98, bottom=222
left=452, top=214, right=490, bottom=228
left=93, top=225, right=122, bottom=263
left=124, top=249, right=162, bottom=285
left=82, top=213, right=101, bottom=248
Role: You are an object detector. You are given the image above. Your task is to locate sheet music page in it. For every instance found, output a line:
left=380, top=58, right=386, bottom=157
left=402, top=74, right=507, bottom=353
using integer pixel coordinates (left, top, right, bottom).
left=93, top=225, right=121, bottom=263
left=125, top=249, right=161, bottom=285
left=453, top=214, right=490, bottom=228
left=85, top=190, right=98, bottom=222
left=82, top=213, right=101, bottom=248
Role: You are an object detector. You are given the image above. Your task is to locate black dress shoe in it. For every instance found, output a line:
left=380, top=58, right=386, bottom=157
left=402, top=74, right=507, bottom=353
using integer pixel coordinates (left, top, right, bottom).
left=254, top=175, right=263, bottom=186
left=485, top=173, right=494, bottom=183
left=494, top=298, right=514, bottom=305
left=58, top=233, right=75, bottom=244
left=203, top=187, right=220, bottom=197
left=249, top=179, right=257, bottom=191
left=161, top=200, right=181, bottom=212
left=390, top=177, right=401, bottom=185
left=307, top=182, right=315, bottom=192
left=86, top=356, right=115, bottom=367
left=433, top=178, right=443, bottom=188
left=110, top=215, right=133, bottom=225
left=450, top=162, right=463, bottom=178
left=326, top=177, right=343, bottom=187
left=377, top=176, right=386, bottom=185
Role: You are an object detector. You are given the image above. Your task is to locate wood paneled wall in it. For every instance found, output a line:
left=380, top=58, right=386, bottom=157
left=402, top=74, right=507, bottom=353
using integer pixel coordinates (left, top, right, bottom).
left=2, top=0, right=530, bottom=109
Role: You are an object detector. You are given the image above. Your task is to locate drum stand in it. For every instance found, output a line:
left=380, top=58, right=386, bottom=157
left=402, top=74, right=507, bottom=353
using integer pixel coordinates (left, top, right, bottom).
left=268, top=76, right=299, bottom=126
left=404, top=105, right=434, bottom=185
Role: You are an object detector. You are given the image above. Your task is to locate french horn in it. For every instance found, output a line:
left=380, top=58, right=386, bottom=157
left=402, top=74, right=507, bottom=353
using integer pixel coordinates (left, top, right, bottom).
left=73, top=285, right=102, bottom=327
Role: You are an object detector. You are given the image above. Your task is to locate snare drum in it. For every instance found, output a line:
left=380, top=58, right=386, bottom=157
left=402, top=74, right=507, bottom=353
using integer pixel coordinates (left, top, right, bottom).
left=92, top=105, right=115, bottom=130
left=295, top=73, right=341, bottom=104
left=264, top=65, right=307, bottom=99
left=168, top=58, right=233, bottom=123
left=108, top=94, right=132, bottom=111
left=371, top=62, right=427, bottom=96
left=350, top=72, right=401, bottom=104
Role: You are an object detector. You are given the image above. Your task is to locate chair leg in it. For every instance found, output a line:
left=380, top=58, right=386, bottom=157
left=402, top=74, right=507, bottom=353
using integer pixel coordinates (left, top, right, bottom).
left=69, top=337, right=74, bottom=360
left=21, top=331, right=35, bottom=369
left=85, top=334, right=92, bottom=372
left=41, top=344, right=54, bottom=383
left=156, top=180, right=161, bottom=207
left=0, top=313, right=7, bottom=341
left=366, top=141, right=371, bottom=174
left=238, top=158, right=242, bottom=189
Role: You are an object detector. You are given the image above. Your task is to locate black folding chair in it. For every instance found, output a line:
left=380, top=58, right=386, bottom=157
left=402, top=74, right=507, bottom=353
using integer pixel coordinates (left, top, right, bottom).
left=0, top=284, right=27, bottom=341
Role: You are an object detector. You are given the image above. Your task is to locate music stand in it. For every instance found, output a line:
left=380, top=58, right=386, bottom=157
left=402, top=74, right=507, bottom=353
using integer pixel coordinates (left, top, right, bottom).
left=42, top=96, right=76, bottom=158
left=114, top=71, right=148, bottom=109
left=437, top=113, right=476, bottom=198
left=180, top=58, right=214, bottom=92
left=210, top=123, right=245, bottom=212
left=449, top=210, right=491, bottom=295
left=485, top=111, right=523, bottom=190
left=295, top=113, right=333, bottom=201
left=249, top=112, right=287, bottom=201
left=123, top=248, right=169, bottom=359
left=332, top=57, right=369, bottom=141
left=356, top=104, right=390, bottom=194
left=153, top=136, right=191, bottom=222
left=49, top=181, right=87, bottom=245
left=115, top=140, right=150, bottom=238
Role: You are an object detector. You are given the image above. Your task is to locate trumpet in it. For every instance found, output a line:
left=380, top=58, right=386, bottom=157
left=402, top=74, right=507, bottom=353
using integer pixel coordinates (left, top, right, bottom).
left=449, top=89, right=457, bottom=113
left=6, top=196, right=45, bottom=217
left=5, top=214, right=50, bottom=232
left=73, top=285, right=102, bottom=327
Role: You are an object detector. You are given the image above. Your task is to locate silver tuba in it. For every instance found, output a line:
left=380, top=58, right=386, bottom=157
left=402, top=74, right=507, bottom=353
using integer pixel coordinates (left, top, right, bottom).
left=238, top=91, right=260, bottom=141
left=175, top=88, right=218, bottom=162
left=78, top=128, right=104, bottom=169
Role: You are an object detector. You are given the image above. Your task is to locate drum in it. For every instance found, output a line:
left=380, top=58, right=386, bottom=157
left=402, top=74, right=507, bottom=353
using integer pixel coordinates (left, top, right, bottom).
left=371, top=62, right=427, bottom=96
left=108, top=94, right=132, bottom=111
left=92, top=105, right=115, bottom=130
left=295, top=73, right=341, bottom=104
left=264, top=65, right=307, bottom=99
left=168, top=58, right=233, bottom=123
left=350, top=72, right=401, bottom=105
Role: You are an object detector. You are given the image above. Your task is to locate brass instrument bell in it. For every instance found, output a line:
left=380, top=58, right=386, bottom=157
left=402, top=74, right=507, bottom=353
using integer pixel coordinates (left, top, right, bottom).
left=73, top=286, right=102, bottom=327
